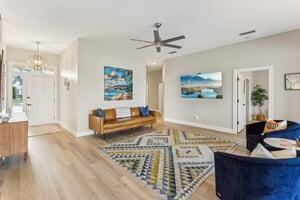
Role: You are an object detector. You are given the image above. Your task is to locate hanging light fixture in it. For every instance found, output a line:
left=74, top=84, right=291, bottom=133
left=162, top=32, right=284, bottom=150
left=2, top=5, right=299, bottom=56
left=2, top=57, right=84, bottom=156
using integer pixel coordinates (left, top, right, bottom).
left=28, top=41, right=47, bottom=70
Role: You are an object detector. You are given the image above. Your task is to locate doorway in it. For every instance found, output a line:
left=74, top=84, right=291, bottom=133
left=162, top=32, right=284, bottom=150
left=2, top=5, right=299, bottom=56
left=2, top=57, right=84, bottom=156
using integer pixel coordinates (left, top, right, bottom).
left=233, top=66, right=274, bottom=133
left=8, top=64, right=57, bottom=126
left=146, top=65, right=164, bottom=114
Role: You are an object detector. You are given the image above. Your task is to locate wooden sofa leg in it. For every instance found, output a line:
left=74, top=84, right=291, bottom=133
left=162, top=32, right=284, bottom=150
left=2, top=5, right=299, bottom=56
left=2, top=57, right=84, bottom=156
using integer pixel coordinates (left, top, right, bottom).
left=151, top=124, right=153, bottom=129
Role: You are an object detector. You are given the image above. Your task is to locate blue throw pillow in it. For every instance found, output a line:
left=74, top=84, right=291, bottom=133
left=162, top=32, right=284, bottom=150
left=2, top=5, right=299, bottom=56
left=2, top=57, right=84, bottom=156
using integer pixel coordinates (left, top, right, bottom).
left=139, top=106, right=150, bottom=117
left=95, top=108, right=106, bottom=119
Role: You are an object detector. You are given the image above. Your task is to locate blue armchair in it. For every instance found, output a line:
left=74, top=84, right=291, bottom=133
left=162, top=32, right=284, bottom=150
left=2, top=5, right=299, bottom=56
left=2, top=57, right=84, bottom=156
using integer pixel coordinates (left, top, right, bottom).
left=215, top=152, right=300, bottom=200
left=246, top=120, right=300, bottom=152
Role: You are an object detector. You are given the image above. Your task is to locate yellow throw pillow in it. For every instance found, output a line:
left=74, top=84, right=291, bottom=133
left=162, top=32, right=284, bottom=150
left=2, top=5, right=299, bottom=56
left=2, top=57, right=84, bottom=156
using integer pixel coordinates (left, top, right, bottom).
left=264, top=119, right=278, bottom=133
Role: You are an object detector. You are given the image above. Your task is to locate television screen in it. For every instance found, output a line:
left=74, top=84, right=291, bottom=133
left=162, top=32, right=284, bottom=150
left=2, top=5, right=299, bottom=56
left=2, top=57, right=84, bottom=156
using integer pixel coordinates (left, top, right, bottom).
left=180, top=72, right=223, bottom=99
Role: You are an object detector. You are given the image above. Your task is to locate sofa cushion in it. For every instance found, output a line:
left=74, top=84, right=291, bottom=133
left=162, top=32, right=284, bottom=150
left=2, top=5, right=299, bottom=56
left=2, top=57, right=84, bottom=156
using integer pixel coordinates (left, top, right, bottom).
left=139, top=106, right=150, bottom=117
left=130, top=107, right=140, bottom=117
left=104, top=116, right=155, bottom=130
left=104, top=109, right=116, bottom=121
left=265, top=124, right=300, bottom=140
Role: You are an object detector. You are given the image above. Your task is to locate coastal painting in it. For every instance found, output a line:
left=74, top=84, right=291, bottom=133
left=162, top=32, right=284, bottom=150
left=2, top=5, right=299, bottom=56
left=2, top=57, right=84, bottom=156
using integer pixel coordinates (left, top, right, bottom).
left=104, top=66, right=133, bottom=101
left=180, top=72, right=223, bottom=99
left=285, top=73, right=300, bottom=90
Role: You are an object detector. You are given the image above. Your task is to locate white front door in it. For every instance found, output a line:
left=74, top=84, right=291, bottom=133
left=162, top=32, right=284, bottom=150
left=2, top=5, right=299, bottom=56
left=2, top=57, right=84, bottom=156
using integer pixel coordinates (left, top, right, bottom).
left=237, top=73, right=246, bottom=132
left=26, top=75, right=55, bottom=126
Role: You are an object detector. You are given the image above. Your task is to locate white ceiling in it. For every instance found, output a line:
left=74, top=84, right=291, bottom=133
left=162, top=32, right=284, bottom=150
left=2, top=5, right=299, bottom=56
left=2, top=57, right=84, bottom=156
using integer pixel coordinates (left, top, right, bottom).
left=1, top=0, right=300, bottom=64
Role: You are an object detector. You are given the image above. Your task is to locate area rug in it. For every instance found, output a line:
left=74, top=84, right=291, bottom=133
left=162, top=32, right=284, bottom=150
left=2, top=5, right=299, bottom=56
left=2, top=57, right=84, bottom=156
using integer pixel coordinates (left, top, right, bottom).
left=29, top=124, right=61, bottom=137
left=100, top=129, right=239, bottom=200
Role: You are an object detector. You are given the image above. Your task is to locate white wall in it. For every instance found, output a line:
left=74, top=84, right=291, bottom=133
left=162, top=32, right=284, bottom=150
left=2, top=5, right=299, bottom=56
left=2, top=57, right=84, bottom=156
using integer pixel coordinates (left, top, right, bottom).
left=58, top=38, right=146, bottom=136
left=147, top=70, right=162, bottom=110
left=6, top=47, right=60, bottom=67
left=164, top=30, right=300, bottom=133
left=58, top=41, right=78, bottom=135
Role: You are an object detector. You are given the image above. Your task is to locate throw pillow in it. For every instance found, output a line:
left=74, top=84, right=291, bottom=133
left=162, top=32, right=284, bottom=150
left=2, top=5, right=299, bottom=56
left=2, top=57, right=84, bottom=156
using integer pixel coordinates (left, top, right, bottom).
left=251, top=143, right=275, bottom=159
left=276, top=120, right=287, bottom=131
left=263, top=119, right=278, bottom=133
left=139, top=106, right=150, bottom=117
left=115, top=107, right=131, bottom=118
left=263, top=120, right=288, bottom=134
left=95, top=108, right=106, bottom=119
left=271, top=146, right=297, bottom=159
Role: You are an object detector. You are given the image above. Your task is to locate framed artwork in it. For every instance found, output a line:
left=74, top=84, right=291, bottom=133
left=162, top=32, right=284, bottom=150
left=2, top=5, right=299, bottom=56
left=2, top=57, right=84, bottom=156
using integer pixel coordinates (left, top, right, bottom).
left=180, top=72, right=223, bottom=99
left=285, top=73, right=300, bottom=90
left=104, top=66, right=133, bottom=101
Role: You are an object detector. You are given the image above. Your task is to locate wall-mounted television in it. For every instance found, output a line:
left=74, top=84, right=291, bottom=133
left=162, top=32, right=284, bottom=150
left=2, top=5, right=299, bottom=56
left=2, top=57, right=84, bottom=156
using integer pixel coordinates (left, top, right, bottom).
left=180, top=72, right=223, bottom=99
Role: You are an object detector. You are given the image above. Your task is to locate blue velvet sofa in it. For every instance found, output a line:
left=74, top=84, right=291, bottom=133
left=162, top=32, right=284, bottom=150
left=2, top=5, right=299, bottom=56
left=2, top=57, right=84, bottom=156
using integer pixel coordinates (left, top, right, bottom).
left=246, top=120, right=300, bottom=152
left=215, top=152, right=300, bottom=200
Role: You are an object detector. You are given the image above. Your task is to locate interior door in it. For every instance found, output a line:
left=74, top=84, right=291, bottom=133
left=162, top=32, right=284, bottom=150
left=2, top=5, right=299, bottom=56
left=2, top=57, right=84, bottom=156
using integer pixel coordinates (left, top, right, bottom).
left=26, top=75, right=55, bottom=126
left=237, top=73, right=246, bottom=132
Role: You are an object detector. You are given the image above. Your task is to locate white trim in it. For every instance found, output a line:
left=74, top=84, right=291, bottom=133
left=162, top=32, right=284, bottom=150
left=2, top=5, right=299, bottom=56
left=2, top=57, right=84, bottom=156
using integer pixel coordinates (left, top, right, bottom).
left=233, top=66, right=274, bottom=134
left=58, top=121, right=77, bottom=136
left=58, top=121, right=94, bottom=137
left=76, top=130, right=94, bottom=137
left=164, top=118, right=235, bottom=134
left=7, top=61, right=58, bottom=123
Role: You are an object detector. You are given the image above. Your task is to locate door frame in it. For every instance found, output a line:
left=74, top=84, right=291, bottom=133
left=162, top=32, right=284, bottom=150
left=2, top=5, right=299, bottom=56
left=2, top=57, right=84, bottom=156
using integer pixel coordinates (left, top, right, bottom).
left=145, top=65, right=165, bottom=114
left=245, top=77, right=252, bottom=122
left=232, top=66, right=274, bottom=134
left=7, top=61, right=58, bottom=123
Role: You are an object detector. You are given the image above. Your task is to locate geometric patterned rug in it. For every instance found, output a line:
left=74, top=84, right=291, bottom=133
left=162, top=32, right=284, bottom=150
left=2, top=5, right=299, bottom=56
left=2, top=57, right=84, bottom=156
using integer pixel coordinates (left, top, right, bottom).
left=100, top=129, right=240, bottom=200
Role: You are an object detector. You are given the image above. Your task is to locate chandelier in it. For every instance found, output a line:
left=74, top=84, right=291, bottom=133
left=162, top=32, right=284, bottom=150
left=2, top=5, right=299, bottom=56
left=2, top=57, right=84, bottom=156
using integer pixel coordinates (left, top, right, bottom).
left=28, top=42, right=47, bottom=70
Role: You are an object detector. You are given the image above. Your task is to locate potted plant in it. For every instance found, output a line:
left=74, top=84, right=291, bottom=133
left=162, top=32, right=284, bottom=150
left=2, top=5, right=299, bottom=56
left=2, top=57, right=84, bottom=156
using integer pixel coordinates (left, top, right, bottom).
left=251, top=84, right=268, bottom=121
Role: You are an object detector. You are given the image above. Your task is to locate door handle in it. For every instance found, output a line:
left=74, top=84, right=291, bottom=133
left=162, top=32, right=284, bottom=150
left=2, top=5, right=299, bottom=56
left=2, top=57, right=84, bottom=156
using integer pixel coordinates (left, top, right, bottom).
left=27, top=104, right=33, bottom=106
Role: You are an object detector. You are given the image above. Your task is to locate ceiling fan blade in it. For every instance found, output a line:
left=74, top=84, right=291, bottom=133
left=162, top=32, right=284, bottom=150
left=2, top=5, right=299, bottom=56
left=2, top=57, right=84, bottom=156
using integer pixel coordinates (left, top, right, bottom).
left=136, top=44, right=154, bottom=50
left=156, top=46, right=161, bottom=53
left=161, top=43, right=182, bottom=49
left=153, top=30, right=160, bottom=42
left=161, top=35, right=185, bottom=43
left=130, top=39, right=153, bottom=44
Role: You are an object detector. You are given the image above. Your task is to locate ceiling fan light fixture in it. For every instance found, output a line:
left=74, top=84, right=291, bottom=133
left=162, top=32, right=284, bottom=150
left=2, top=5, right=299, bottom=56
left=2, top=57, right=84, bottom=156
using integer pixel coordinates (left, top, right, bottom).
left=131, top=23, right=185, bottom=53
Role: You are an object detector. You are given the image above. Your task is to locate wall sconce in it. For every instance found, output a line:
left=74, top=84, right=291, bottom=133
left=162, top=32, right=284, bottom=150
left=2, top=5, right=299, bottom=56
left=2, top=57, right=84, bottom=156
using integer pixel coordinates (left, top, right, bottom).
left=64, top=77, right=70, bottom=90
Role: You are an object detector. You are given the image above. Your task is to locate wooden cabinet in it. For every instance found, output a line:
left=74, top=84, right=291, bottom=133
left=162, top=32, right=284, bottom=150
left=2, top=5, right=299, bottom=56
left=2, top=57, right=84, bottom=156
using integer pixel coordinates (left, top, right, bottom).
left=0, top=113, right=28, bottom=160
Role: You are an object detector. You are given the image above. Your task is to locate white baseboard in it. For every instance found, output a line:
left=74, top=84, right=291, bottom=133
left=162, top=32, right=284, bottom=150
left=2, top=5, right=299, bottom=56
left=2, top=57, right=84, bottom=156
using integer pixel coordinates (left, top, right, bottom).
left=57, top=121, right=77, bottom=137
left=164, top=118, right=235, bottom=134
left=76, top=130, right=94, bottom=137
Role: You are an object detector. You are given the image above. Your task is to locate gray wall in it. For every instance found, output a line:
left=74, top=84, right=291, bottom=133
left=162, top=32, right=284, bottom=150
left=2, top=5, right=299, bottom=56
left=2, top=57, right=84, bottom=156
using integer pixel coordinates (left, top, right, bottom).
left=164, top=30, right=300, bottom=131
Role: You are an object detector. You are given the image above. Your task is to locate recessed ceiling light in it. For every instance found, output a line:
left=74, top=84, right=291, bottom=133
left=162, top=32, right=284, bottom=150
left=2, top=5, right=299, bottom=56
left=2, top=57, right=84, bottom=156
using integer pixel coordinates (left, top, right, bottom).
left=153, top=62, right=156, bottom=65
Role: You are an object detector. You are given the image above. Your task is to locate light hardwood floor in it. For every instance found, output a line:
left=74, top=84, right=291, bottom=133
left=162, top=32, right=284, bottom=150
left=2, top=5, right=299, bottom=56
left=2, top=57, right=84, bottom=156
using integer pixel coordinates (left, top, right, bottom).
left=0, top=121, right=247, bottom=200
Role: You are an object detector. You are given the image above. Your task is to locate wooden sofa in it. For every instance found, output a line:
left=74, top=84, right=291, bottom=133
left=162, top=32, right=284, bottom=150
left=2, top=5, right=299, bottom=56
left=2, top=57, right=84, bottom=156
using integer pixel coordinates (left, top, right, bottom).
left=89, top=107, right=157, bottom=138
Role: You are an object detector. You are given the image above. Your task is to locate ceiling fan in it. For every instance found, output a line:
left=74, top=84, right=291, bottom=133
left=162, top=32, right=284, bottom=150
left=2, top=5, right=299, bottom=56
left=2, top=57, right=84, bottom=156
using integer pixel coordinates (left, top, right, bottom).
left=131, top=23, right=186, bottom=53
